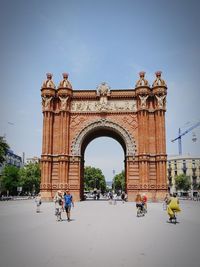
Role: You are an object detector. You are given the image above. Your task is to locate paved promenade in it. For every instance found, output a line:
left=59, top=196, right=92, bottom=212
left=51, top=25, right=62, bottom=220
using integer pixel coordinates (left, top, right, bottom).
left=0, top=199, right=200, bottom=267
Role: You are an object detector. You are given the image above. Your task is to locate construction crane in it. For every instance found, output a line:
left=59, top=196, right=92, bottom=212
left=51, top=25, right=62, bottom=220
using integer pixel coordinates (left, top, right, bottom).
left=171, top=121, right=200, bottom=155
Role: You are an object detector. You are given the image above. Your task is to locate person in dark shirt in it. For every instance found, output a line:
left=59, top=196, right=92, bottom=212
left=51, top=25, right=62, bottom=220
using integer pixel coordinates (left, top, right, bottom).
left=64, top=190, right=74, bottom=221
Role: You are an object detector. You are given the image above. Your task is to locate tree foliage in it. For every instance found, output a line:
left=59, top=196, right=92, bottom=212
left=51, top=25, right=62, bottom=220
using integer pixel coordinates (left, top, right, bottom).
left=19, top=162, right=41, bottom=194
left=84, top=166, right=106, bottom=192
left=0, top=165, right=20, bottom=195
left=175, top=174, right=191, bottom=191
left=0, top=136, right=9, bottom=164
left=113, top=170, right=125, bottom=192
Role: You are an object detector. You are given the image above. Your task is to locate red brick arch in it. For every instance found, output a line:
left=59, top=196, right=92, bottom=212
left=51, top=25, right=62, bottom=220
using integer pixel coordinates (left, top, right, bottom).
left=71, top=118, right=136, bottom=157
left=40, top=73, right=168, bottom=201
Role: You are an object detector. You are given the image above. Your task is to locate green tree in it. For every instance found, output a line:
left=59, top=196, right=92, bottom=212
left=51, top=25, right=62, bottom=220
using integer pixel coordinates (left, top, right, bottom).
left=0, top=165, right=20, bottom=195
left=84, top=166, right=106, bottom=192
left=0, top=136, right=9, bottom=164
left=113, top=170, right=125, bottom=192
left=175, top=174, right=191, bottom=192
left=19, top=162, right=41, bottom=194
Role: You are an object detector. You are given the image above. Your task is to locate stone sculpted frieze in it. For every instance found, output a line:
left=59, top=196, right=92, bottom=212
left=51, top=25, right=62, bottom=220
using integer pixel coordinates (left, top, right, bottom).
left=71, top=99, right=137, bottom=112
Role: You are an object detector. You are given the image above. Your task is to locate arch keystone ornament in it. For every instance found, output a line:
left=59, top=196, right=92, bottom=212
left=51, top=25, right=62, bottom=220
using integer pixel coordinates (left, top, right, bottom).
left=40, top=72, right=168, bottom=201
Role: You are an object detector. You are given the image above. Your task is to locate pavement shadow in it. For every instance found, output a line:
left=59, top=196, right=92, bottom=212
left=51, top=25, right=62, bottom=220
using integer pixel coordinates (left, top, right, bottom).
left=61, top=219, right=76, bottom=222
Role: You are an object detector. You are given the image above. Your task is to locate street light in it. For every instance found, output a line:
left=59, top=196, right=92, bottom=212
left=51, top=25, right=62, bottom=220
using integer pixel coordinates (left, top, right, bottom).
left=113, top=170, right=115, bottom=193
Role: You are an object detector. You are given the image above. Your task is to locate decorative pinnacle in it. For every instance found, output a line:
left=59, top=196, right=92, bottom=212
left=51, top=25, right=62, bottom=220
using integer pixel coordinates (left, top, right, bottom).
left=155, top=71, right=162, bottom=77
left=62, top=73, right=69, bottom=79
left=139, top=71, right=146, bottom=77
left=46, top=73, right=53, bottom=79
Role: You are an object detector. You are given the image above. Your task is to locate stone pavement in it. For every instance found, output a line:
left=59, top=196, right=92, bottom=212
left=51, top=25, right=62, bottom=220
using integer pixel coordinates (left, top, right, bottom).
left=0, top=200, right=200, bottom=267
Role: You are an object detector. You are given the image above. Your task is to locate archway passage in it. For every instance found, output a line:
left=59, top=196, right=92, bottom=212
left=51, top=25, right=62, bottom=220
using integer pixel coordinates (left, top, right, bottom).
left=81, top=132, right=126, bottom=200
left=40, top=73, right=168, bottom=201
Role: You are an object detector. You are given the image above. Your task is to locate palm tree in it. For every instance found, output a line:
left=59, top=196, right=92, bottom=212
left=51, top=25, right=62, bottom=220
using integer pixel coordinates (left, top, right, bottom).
left=0, top=136, right=9, bottom=164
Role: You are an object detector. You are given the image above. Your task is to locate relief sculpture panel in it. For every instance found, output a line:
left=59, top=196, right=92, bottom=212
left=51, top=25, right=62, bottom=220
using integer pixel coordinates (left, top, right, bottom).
left=71, top=99, right=137, bottom=112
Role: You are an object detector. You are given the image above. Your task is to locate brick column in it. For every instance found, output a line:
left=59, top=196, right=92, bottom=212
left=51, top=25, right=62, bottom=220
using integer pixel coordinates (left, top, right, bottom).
left=152, top=71, right=168, bottom=199
left=57, top=73, right=73, bottom=191
left=58, top=111, right=70, bottom=187
left=135, top=73, right=151, bottom=193
left=40, top=73, right=56, bottom=199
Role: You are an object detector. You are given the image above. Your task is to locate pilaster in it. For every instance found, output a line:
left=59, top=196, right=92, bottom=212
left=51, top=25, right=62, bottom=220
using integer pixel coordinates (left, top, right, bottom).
left=40, top=73, right=56, bottom=199
left=152, top=71, right=167, bottom=193
left=135, top=72, right=151, bottom=189
left=57, top=73, right=73, bottom=188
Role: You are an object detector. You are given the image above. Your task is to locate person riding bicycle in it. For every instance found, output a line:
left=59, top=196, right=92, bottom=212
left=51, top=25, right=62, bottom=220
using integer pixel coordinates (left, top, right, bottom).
left=163, top=193, right=171, bottom=210
left=164, top=193, right=171, bottom=205
left=167, top=193, right=181, bottom=222
left=135, top=193, right=144, bottom=212
left=141, top=193, right=147, bottom=213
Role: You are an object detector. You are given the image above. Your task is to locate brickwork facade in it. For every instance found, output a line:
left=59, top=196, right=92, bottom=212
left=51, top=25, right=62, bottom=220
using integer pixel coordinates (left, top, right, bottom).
left=40, top=71, right=168, bottom=201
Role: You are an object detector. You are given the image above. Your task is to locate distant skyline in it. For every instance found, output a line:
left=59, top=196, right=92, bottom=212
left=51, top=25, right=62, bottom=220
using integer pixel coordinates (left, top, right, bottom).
left=0, top=0, right=200, bottom=181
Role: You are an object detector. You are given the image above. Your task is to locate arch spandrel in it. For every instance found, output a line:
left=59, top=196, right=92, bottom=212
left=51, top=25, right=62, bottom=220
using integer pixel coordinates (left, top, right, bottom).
left=71, top=119, right=136, bottom=157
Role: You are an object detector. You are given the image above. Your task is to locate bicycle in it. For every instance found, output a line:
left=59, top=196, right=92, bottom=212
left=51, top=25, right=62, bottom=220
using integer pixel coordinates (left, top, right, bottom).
left=168, top=210, right=178, bottom=224
left=136, top=204, right=145, bottom=217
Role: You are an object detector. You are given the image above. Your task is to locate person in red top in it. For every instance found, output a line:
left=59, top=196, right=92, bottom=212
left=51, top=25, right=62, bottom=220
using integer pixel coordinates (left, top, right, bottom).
left=142, top=193, right=147, bottom=212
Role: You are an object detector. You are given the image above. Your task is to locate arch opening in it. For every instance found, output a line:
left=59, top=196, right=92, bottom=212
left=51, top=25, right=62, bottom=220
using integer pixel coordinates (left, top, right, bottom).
left=79, top=127, right=128, bottom=200
left=81, top=127, right=127, bottom=156
left=71, top=119, right=136, bottom=157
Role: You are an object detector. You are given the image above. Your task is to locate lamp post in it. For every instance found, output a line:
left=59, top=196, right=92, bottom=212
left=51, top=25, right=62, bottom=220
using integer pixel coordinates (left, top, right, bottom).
left=95, top=177, right=97, bottom=189
left=113, top=169, right=115, bottom=193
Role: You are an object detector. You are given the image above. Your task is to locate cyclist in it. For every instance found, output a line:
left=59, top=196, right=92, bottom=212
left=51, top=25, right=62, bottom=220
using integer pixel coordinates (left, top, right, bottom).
left=141, top=193, right=147, bottom=213
left=167, top=193, right=181, bottom=222
left=135, top=193, right=144, bottom=213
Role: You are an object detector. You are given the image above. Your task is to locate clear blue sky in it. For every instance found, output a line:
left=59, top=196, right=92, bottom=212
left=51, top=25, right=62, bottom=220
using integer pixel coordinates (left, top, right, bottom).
left=0, top=0, right=200, bottom=181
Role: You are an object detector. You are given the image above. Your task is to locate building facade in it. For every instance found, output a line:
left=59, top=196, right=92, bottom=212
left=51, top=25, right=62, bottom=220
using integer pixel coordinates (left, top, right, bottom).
left=167, top=155, right=200, bottom=194
left=26, top=156, right=40, bottom=164
left=0, top=149, right=22, bottom=174
left=40, top=71, right=168, bottom=201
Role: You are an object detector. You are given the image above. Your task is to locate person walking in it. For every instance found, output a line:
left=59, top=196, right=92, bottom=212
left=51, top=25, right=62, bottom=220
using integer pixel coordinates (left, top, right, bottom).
left=35, top=193, right=42, bottom=213
left=108, top=191, right=113, bottom=204
left=121, top=191, right=126, bottom=203
left=54, top=190, right=63, bottom=222
left=113, top=192, right=117, bottom=205
left=64, top=190, right=74, bottom=222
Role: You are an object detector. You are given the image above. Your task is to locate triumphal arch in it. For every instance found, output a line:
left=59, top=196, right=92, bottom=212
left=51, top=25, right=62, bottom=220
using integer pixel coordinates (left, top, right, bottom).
left=40, top=71, right=167, bottom=201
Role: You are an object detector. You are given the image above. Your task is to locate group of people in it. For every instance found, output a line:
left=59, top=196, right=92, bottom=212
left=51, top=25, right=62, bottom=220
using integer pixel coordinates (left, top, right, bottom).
left=35, top=190, right=181, bottom=222
left=135, top=192, right=181, bottom=221
left=107, top=191, right=128, bottom=204
left=53, top=190, right=74, bottom=222
left=35, top=190, right=74, bottom=222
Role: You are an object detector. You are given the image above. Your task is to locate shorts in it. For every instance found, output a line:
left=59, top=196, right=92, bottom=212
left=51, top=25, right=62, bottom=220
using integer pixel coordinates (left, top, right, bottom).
left=65, top=205, right=71, bottom=213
